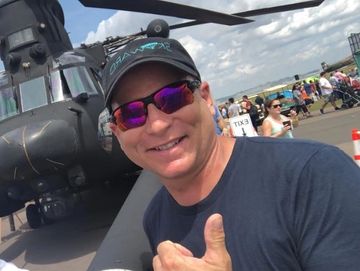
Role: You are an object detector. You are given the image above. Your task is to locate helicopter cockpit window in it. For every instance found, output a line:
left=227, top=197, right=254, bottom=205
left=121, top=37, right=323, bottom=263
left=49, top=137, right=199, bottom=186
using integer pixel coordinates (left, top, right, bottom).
left=0, top=87, right=18, bottom=121
left=62, top=66, right=98, bottom=97
left=19, top=76, right=47, bottom=111
left=50, top=70, right=71, bottom=102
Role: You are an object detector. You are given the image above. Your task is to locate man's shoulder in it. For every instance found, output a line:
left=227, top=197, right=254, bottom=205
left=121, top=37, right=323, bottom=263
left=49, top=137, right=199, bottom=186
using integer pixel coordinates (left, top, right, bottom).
left=144, top=186, right=167, bottom=221
left=233, top=137, right=350, bottom=182
left=237, top=136, right=336, bottom=158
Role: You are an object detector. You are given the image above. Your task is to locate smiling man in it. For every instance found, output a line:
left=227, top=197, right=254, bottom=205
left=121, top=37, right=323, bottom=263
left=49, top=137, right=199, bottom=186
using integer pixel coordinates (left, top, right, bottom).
left=102, top=37, right=360, bottom=271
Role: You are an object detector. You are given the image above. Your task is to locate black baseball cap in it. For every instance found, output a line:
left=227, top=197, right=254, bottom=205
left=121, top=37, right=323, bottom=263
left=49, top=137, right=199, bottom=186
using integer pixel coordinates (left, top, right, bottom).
left=102, top=37, right=201, bottom=109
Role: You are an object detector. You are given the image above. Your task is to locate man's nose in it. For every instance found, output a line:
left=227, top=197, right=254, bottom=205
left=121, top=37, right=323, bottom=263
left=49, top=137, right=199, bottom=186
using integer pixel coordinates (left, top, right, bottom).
left=144, top=104, right=172, bottom=134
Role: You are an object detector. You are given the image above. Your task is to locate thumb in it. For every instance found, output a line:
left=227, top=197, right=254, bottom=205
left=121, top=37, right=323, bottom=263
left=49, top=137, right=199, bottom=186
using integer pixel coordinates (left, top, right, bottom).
left=202, top=214, right=231, bottom=267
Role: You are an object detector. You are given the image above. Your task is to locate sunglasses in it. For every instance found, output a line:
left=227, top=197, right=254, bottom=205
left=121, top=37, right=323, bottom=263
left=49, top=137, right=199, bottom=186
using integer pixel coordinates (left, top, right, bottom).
left=111, top=80, right=200, bottom=131
left=272, top=104, right=282, bottom=109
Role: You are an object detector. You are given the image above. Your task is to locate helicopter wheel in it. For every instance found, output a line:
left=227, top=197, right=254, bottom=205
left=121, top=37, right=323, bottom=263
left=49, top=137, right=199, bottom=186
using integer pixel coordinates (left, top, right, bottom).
left=41, top=212, right=54, bottom=225
left=26, top=204, right=42, bottom=229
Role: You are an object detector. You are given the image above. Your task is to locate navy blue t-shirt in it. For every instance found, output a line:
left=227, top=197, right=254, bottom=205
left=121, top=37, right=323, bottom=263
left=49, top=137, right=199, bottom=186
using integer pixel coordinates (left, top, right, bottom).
left=143, top=137, right=360, bottom=270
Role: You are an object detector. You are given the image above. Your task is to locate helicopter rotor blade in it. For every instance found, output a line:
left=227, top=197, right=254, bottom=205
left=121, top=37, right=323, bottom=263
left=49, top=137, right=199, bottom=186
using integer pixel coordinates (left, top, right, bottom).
left=169, top=0, right=325, bottom=30
left=79, top=0, right=253, bottom=26
left=233, top=0, right=325, bottom=17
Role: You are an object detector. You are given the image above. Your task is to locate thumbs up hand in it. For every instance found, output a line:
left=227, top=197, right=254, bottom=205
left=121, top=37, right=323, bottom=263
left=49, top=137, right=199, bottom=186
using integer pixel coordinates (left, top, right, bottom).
left=153, top=213, right=232, bottom=271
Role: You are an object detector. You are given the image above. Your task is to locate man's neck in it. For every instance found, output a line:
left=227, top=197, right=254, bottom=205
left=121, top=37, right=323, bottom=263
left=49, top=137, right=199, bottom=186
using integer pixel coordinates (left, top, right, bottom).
left=161, top=137, right=236, bottom=206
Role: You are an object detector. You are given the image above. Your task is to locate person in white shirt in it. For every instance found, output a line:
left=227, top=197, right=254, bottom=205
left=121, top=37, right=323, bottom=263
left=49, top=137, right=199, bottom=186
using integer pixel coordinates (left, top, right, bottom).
left=227, top=97, right=241, bottom=117
left=319, top=71, right=340, bottom=114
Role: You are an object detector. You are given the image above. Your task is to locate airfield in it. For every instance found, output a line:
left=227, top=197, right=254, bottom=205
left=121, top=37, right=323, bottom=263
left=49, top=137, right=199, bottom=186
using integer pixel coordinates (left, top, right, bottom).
left=0, top=105, right=359, bottom=271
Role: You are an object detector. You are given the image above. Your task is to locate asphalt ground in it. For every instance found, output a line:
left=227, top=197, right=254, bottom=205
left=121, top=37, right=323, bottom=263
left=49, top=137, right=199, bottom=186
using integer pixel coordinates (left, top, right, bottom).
left=0, top=105, right=359, bottom=271
left=292, top=105, right=360, bottom=156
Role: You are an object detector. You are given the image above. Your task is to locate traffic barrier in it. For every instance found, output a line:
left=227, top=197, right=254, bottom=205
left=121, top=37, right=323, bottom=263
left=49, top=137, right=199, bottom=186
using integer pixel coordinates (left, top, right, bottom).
left=352, top=128, right=360, bottom=167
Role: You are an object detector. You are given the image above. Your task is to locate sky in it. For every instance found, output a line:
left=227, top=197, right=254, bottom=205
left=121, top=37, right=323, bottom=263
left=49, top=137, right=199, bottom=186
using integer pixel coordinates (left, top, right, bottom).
left=3, top=0, right=360, bottom=100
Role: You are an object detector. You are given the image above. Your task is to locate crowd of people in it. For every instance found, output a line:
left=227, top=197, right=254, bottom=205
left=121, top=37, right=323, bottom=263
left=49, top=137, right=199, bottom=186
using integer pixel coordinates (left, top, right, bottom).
left=216, top=67, right=360, bottom=137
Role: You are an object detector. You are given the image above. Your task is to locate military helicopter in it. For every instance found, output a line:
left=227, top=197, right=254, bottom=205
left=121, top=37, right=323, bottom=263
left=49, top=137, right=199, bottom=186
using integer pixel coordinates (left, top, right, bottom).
left=0, top=0, right=324, bottom=232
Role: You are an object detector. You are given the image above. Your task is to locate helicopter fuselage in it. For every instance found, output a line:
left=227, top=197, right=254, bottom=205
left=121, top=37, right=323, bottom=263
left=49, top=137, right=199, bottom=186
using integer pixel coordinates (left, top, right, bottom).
left=0, top=55, right=138, bottom=222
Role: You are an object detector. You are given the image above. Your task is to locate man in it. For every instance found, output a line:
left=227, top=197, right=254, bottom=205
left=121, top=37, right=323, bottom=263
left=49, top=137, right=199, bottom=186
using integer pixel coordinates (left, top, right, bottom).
left=103, top=37, right=360, bottom=270
left=319, top=71, right=340, bottom=114
left=240, top=95, right=259, bottom=131
left=227, top=97, right=240, bottom=117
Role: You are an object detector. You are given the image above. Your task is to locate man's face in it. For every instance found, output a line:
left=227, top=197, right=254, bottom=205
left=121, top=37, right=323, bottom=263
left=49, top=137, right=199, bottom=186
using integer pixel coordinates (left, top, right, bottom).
left=110, top=62, right=215, bottom=181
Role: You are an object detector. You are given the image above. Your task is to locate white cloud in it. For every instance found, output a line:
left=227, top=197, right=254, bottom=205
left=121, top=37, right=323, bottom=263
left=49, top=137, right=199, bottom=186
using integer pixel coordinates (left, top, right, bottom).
left=178, top=36, right=204, bottom=61
left=78, top=0, right=359, bottom=100
left=256, top=21, right=280, bottom=35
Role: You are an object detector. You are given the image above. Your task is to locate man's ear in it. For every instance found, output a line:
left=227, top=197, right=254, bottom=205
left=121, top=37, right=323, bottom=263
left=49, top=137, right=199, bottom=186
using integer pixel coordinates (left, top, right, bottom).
left=199, top=81, right=215, bottom=115
left=199, top=81, right=212, bottom=104
left=109, top=123, right=124, bottom=149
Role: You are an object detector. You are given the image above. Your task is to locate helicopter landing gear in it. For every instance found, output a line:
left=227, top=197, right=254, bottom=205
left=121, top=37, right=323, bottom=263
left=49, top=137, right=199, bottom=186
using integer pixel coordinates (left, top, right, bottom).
left=25, top=203, right=42, bottom=229
left=25, top=199, right=55, bottom=229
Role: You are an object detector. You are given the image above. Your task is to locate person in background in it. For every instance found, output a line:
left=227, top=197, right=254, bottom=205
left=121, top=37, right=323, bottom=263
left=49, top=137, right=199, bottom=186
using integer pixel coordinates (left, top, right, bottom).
left=227, top=97, right=240, bottom=118
left=262, top=99, right=297, bottom=138
left=221, top=104, right=229, bottom=119
left=203, top=82, right=226, bottom=135
left=292, top=83, right=310, bottom=118
left=213, top=105, right=226, bottom=135
left=309, top=80, right=319, bottom=100
left=314, top=79, right=322, bottom=97
left=319, top=71, right=340, bottom=114
left=329, top=72, right=342, bottom=101
left=300, top=85, right=314, bottom=109
left=240, top=95, right=259, bottom=131
left=103, top=36, right=360, bottom=271
left=254, top=95, right=265, bottom=111
left=348, top=68, right=358, bottom=78
left=302, top=80, right=313, bottom=99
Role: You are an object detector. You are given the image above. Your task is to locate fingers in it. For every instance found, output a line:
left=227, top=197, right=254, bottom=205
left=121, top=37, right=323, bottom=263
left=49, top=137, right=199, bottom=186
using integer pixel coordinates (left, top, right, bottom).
left=154, top=241, right=197, bottom=271
left=157, top=240, right=193, bottom=258
left=174, top=243, right=194, bottom=257
left=153, top=214, right=232, bottom=271
left=154, top=241, right=177, bottom=271
left=153, top=255, right=162, bottom=271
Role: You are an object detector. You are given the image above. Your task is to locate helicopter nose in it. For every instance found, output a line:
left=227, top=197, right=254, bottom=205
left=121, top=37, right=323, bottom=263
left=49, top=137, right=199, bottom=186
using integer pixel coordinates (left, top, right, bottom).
left=0, top=120, right=79, bottom=182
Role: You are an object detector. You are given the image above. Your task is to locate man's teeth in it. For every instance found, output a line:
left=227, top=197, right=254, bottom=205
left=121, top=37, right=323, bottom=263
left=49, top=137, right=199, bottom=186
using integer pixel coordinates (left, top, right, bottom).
left=155, top=138, right=181, bottom=151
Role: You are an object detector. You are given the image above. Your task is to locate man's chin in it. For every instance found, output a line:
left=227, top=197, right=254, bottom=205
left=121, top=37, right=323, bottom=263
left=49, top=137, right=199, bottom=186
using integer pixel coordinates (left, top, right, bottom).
left=153, top=161, right=192, bottom=180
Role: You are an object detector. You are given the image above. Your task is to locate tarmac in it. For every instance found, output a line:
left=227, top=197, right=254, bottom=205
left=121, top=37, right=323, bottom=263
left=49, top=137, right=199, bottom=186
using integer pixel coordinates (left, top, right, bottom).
left=0, top=105, right=359, bottom=271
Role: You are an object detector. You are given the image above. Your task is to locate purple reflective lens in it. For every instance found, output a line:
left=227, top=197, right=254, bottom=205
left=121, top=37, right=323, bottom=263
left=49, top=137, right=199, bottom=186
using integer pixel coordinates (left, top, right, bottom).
left=113, top=101, right=147, bottom=130
left=120, top=101, right=147, bottom=129
left=154, top=84, right=193, bottom=114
